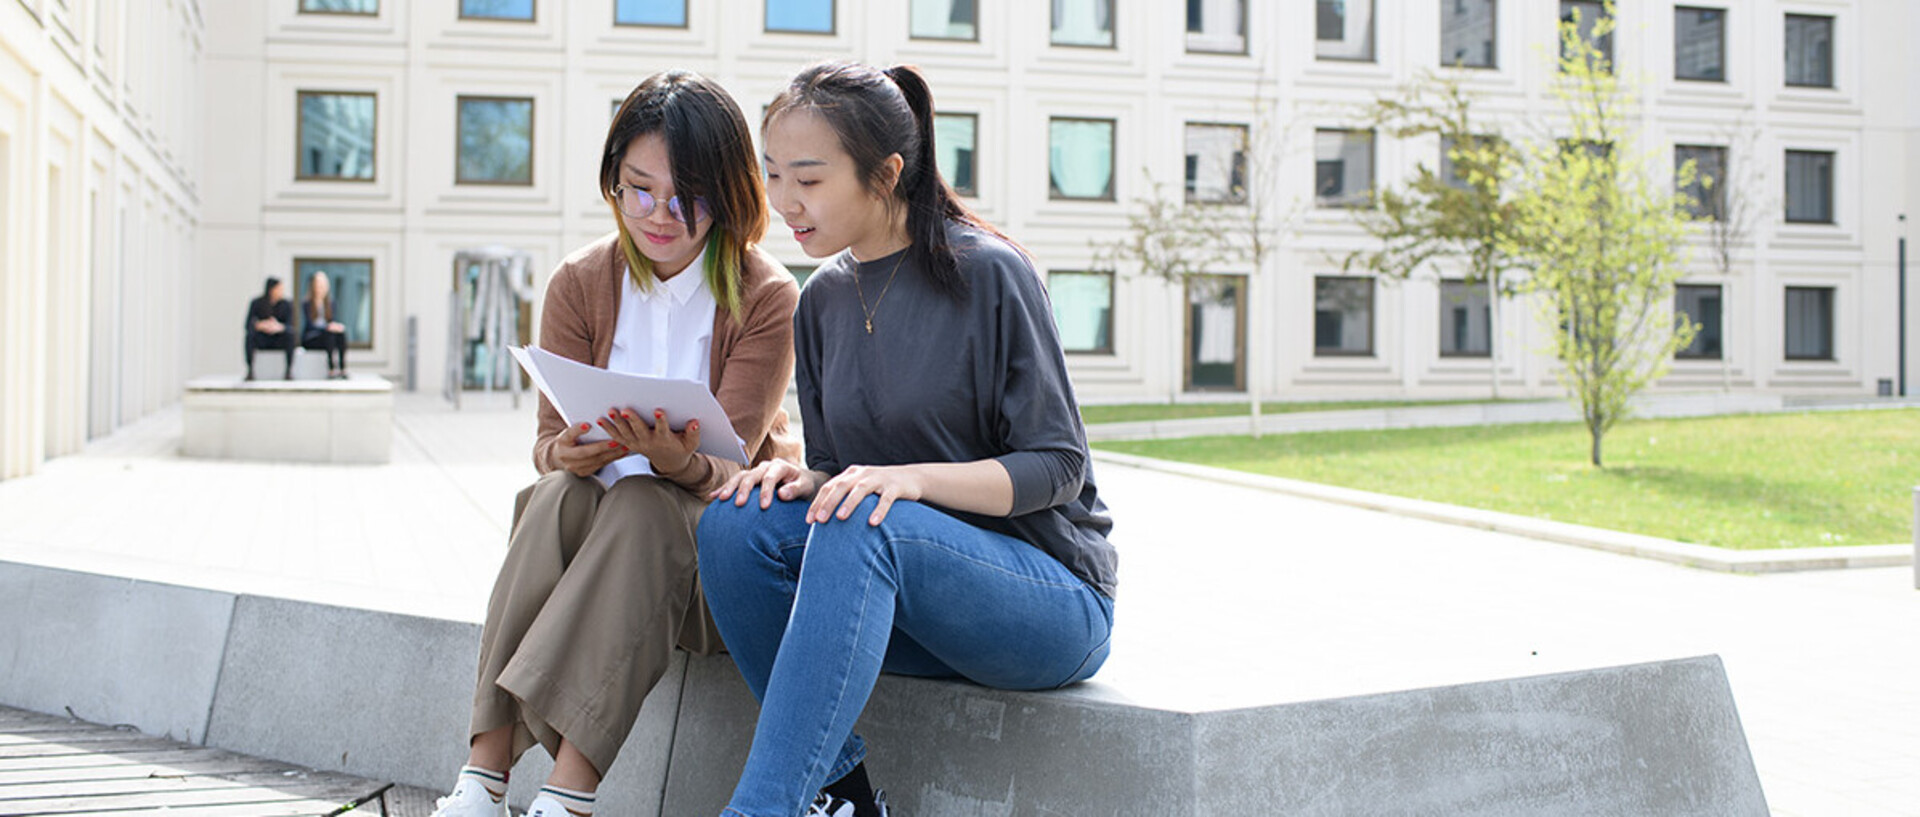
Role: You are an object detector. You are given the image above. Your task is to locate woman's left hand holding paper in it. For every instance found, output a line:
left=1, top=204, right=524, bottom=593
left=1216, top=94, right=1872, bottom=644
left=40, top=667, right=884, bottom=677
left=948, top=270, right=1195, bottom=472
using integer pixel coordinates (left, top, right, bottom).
left=599, top=408, right=701, bottom=474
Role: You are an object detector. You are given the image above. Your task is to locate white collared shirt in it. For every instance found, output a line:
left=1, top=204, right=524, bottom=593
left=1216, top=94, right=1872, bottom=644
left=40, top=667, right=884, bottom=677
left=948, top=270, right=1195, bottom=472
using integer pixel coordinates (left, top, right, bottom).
left=598, top=246, right=718, bottom=485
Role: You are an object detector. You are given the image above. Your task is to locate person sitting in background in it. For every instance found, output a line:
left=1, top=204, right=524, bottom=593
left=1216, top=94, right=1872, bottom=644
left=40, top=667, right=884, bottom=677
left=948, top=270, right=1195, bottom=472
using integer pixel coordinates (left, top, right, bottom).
left=244, top=277, right=294, bottom=381
left=301, top=271, right=350, bottom=380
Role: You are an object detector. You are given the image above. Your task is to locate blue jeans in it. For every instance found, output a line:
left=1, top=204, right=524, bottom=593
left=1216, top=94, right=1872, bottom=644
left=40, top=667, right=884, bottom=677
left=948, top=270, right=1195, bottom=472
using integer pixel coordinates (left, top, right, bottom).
left=697, top=491, right=1115, bottom=817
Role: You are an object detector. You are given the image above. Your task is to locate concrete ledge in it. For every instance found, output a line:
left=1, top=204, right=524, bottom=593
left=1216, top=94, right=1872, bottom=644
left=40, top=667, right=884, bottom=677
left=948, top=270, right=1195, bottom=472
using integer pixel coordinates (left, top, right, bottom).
left=1, top=560, right=1769, bottom=816
left=0, top=563, right=234, bottom=744
left=1093, top=449, right=1914, bottom=574
left=182, top=375, right=394, bottom=464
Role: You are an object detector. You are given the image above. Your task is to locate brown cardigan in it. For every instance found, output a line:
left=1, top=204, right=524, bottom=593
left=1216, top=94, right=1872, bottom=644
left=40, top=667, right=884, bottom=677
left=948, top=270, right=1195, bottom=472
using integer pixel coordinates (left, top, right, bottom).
left=532, top=233, right=802, bottom=495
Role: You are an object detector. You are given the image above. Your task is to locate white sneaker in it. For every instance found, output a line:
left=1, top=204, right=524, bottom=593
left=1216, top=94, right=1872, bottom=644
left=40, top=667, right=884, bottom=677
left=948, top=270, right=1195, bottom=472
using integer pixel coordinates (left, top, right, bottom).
left=430, top=776, right=508, bottom=817
left=525, top=793, right=583, bottom=817
left=805, top=789, right=889, bottom=817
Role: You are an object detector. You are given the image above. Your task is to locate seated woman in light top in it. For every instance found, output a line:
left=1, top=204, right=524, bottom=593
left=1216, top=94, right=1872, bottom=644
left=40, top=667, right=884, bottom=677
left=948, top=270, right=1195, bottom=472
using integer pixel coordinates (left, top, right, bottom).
left=697, top=62, right=1117, bottom=817
left=300, top=271, right=350, bottom=380
left=428, top=70, right=799, bottom=817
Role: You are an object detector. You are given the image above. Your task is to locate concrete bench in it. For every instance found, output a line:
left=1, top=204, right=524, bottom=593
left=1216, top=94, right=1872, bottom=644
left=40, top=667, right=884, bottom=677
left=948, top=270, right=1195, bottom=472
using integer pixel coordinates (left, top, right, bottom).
left=0, top=561, right=1770, bottom=817
left=182, top=374, right=394, bottom=464
left=248, top=347, right=335, bottom=382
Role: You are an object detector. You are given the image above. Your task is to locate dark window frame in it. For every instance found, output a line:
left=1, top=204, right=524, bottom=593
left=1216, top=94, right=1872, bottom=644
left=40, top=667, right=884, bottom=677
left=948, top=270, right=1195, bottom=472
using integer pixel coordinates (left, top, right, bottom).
left=1783, top=13, right=1835, bottom=89
left=908, top=0, right=979, bottom=42
left=1050, top=269, right=1117, bottom=356
left=935, top=111, right=979, bottom=197
left=1184, top=272, right=1248, bottom=391
left=1439, top=0, right=1498, bottom=70
left=293, top=256, right=377, bottom=350
left=1186, top=0, right=1249, bottom=56
left=455, top=94, right=536, bottom=187
left=457, top=0, right=536, bottom=22
left=1051, top=0, right=1117, bottom=50
left=1313, top=275, right=1376, bottom=357
left=1438, top=278, right=1493, bottom=358
left=1674, top=6, right=1727, bottom=82
left=294, top=90, right=378, bottom=183
left=1184, top=121, right=1249, bottom=205
left=298, top=0, right=379, bottom=17
left=1675, top=143, right=1728, bottom=220
left=1783, top=285, right=1835, bottom=361
left=1047, top=116, right=1118, bottom=202
left=764, top=0, right=837, bottom=35
left=1674, top=283, right=1724, bottom=360
left=1314, top=127, right=1375, bottom=209
left=1783, top=148, right=1835, bottom=225
left=612, top=0, right=690, bottom=29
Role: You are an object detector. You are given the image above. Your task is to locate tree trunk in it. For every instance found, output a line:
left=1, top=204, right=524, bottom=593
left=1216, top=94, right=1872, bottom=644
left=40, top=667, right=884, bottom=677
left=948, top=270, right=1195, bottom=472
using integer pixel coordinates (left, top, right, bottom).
left=1589, top=423, right=1604, bottom=467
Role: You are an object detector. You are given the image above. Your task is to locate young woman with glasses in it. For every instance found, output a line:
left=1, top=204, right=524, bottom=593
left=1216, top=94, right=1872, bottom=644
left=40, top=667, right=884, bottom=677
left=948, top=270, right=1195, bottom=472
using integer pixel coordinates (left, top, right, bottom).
left=430, top=70, right=800, bottom=817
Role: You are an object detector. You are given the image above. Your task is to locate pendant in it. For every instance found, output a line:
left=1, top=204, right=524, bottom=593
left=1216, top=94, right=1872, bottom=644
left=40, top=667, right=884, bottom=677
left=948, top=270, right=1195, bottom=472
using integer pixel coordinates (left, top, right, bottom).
left=864, top=319, right=874, bottom=334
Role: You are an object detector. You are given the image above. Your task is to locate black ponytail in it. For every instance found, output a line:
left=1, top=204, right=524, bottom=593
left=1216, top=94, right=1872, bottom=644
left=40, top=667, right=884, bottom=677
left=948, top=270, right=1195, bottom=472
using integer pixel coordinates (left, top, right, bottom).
left=767, top=61, right=1017, bottom=301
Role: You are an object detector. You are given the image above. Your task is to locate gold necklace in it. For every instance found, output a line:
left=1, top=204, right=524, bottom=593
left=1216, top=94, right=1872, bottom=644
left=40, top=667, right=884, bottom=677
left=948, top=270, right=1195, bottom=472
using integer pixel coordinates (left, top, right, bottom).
left=854, top=250, right=907, bottom=335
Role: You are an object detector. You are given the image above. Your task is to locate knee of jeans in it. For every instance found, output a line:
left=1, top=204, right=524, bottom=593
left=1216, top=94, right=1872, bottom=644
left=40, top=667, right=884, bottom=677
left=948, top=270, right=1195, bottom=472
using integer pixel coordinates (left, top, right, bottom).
left=696, top=492, right=771, bottom=565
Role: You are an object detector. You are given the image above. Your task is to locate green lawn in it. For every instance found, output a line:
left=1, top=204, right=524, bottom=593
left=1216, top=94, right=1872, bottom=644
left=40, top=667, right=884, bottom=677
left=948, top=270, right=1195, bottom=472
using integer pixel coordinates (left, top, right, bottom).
left=1079, top=398, right=1506, bottom=425
left=1095, top=409, right=1919, bottom=550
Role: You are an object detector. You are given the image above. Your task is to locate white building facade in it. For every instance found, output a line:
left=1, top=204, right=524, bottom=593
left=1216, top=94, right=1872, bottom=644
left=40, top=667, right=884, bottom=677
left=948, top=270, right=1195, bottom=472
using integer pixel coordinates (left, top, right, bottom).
left=3, top=0, right=1917, bottom=478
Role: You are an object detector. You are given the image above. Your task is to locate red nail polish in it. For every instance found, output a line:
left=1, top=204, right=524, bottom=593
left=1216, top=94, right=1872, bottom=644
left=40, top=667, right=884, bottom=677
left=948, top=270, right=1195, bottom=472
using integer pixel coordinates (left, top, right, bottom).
left=579, top=423, right=590, bottom=431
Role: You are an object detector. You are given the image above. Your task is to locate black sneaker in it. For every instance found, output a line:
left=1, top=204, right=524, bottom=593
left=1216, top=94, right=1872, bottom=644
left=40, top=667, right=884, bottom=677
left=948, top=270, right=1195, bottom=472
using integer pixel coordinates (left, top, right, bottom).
left=805, top=790, right=889, bottom=817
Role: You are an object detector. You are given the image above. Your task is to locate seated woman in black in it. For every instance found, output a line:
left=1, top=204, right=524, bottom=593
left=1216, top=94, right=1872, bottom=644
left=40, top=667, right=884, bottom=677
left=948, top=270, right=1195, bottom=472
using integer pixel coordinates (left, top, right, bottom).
left=301, top=271, right=350, bottom=380
left=245, top=277, right=294, bottom=381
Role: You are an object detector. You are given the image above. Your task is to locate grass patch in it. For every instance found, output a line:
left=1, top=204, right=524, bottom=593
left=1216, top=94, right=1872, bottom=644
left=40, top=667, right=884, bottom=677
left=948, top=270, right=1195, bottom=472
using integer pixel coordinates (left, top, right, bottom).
left=1080, top=398, right=1506, bottom=425
left=1095, top=409, right=1919, bottom=550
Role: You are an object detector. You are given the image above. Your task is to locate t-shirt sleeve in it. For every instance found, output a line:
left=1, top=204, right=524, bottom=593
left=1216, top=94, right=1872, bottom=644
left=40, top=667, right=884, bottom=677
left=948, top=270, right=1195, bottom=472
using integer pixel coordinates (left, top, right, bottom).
left=987, top=252, right=1090, bottom=516
left=794, top=284, right=842, bottom=476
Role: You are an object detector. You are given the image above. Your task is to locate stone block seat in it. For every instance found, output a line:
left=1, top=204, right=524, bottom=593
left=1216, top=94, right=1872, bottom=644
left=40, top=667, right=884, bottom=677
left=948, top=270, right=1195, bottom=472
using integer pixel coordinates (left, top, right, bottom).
left=182, top=371, right=394, bottom=464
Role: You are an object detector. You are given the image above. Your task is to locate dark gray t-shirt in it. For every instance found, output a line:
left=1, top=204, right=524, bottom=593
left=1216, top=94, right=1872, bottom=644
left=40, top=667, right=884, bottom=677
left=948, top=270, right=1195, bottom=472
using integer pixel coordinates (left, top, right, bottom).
left=794, top=223, right=1118, bottom=597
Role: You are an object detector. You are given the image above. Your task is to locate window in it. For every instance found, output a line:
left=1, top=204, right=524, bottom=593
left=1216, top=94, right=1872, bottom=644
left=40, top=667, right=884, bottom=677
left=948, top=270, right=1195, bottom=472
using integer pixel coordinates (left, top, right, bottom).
left=459, top=0, right=534, bottom=21
left=1187, top=0, right=1245, bottom=54
left=1674, top=284, right=1723, bottom=359
left=300, top=0, right=378, bottom=14
left=1784, top=14, right=1833, bottom=88
left=1316, top=0, right=1374, bottom=61
left=1439, top=279, right=1492, bottom=357
left=1440, top=0, right=1496, bottom=69
left=1784, top=149, right=1833, bottom=224
left=457, top=96, right=534, bottom=186
left=1440, top=135, right=1499, bottom=191
left=616, top=0, right=686, bottom=27
left=296, top=91, right=376, bottom=182
left=1784, top=286, right=1833, bottom=361
left=935, top=113, right=977, bottom=197
left=1184, top=123, right=1247, bottom=204
left=1052, top=0, right=1113, bottom=48
left=1314, top=129, right=1373, bottom=208
left=1675, top=144, right=1727, bottom=219
left=1314, top=276, right=1374, bottom=356
left=1048, top=118, right=1115, bottom=201
left=911, top=0, right=975, bottom=40
left=1186, top=274, right=1245, bottom=390
left=294, top=258, right=374, bottom=348
left=767, top=0, right=833, bottom=33
left=1559, top=1, right=1612, bottom=70
left=1674, top=7, right=1725, bottom=81
left=1050, top=271, right=1114, bottom=354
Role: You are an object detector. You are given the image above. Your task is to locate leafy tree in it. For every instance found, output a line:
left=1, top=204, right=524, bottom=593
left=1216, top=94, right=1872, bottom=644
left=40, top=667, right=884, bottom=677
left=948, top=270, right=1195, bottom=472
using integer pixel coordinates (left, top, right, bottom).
left=1343, top=72, right=1524, bottom=397
left=1502, top=0, right=1697, bottom=466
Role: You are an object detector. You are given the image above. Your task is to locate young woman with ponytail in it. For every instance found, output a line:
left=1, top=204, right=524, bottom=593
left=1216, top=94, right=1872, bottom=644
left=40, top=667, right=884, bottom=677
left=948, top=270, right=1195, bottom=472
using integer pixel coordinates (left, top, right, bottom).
left=698, top=62, right=1117, bottom=817
left=430, top=70, right=800, bottom=817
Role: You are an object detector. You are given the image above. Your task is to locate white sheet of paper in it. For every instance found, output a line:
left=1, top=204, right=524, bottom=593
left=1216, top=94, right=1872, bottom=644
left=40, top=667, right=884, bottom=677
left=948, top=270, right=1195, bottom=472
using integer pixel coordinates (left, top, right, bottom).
left=509, top=345, right=748, bottom=465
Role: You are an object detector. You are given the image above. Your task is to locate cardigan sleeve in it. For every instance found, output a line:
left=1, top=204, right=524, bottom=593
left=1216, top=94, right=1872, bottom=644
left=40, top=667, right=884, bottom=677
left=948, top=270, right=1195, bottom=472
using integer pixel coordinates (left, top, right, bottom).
left=531, top=265, right=595, bottom=474
left=653, top=259, right=800, bottom=495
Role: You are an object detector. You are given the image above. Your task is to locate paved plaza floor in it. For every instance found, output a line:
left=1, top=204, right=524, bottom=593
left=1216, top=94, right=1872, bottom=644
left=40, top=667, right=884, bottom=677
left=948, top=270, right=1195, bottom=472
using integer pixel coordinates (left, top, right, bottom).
left=0, top=393, right=1913, bottom=815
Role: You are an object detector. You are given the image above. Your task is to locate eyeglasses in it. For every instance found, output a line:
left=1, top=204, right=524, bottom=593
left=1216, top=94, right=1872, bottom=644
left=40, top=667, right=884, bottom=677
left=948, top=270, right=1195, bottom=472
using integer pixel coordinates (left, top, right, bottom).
left=611, top=185, right=710, bottom=222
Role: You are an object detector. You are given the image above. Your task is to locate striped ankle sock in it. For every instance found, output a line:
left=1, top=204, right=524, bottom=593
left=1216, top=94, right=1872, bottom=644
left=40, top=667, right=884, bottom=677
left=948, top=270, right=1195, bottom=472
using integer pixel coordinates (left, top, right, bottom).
left=537, top=783, right=596, bottom=816
left=458, top=765, right=508, bottom=799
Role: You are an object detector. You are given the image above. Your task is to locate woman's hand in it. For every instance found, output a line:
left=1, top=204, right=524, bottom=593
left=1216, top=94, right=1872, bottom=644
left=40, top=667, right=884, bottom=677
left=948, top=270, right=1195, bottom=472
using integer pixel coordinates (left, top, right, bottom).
left=328, top=321, right=346, bottom=333
left=599, top=408, right=701, bottom=475
left=809, top=465, right=925, bottom=526
left=712, top=459, right=820, bottom=508
left=551, top=422, right=628, bottom=478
